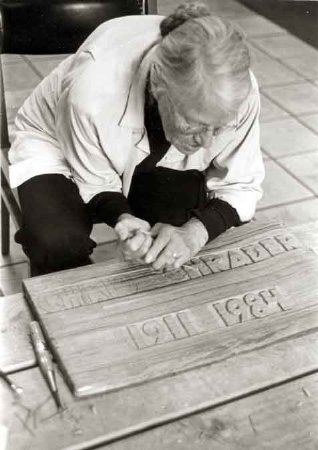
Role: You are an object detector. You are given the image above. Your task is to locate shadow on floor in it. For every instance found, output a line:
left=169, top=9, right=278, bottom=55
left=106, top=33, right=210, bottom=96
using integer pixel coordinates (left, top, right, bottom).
left=238, top=0, right=318, bottom=48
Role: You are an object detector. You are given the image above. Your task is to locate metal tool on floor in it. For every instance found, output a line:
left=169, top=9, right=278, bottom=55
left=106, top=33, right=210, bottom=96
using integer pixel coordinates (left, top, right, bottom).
left=0, top=369, right=23, bottom=395
left=30, top=321, right=64, bottom=411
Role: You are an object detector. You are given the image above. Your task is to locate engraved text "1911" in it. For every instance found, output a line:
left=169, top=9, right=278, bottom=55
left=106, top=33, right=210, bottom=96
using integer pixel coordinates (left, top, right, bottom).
left=127, top=287, right=285, bottom=349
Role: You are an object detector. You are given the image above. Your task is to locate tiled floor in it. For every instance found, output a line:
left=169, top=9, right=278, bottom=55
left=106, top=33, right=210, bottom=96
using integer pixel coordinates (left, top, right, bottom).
left=1, top=0, right=317, bottom=294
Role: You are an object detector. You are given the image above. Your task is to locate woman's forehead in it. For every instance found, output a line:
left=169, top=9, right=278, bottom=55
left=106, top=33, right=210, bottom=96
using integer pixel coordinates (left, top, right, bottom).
left=171, top=96, right=232, bottom=127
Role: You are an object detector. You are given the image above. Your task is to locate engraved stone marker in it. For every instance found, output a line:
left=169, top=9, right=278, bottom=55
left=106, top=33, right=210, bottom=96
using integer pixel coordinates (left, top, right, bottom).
left=23, top=225, right=318, bottom=397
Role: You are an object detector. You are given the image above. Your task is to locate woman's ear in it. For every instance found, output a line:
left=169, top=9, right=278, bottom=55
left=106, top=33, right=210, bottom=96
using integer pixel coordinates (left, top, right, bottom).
left=150, top=63, right=160, bottom=85
left=149, top=63, right=161, bottom=99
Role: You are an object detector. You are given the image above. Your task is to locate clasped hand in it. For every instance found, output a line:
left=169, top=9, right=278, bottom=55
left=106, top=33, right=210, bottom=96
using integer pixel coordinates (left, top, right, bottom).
left=115, top=214, right=208, bottom=270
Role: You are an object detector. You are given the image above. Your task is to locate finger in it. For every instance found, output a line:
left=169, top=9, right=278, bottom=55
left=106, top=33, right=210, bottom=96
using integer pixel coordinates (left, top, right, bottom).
left=125, top=235, right=153, bottom=261
left=136, top=235, right=153, bottom=259
left=115, top=222, right=129, bottom=241
left=126, top=232, right=147, bottom=252
left=172, top=247, right=193, bottom=269
left=140, top=221, right=151, bottom=232
left=150, top=223, right=163, bottom=237
left=172, top=255, right=188, bottom=269
left=123, top=253, right=133, bottom=261
left=117, top=241, right=132, bottom=260
left=163, top=262, right=179, bottom=272
left=145, top=231, right=171, bottom=264
left=157, top=242, right=192, bottom=270
left=152, top=247, right=177, bottom=270
left=117, top=246, right=133, bottom=262
left=153, top=259, right=174, bottom=271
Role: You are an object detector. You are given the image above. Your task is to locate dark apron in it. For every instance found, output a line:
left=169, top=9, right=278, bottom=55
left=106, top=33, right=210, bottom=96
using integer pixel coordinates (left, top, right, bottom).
left=128, top=166, right=208, bottom=226
left=130, top=81, right=208, bottom=226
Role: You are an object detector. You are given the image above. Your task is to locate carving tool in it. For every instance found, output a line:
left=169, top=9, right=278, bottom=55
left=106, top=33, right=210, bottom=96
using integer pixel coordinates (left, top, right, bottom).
left=30, top=321, right=63, bottom=411
left=0, top=369, right=23, bottom=395
left=138, top=230, right=152, bottom=237
left=121, top=229, right=152, bottom=242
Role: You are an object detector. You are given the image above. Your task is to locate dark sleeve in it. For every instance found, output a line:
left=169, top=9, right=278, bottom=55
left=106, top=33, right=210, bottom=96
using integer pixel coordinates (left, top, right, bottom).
left=191, top=198, right=242, bottom=242
left=87, top=191, right=132, bottom=227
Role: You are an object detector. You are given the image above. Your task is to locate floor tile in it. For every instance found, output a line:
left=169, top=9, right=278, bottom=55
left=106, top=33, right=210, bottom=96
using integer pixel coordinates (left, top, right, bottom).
left=262, top=82, right=318, bottom=116
left=203, top=0, right=254, bottom=18
left=251, top=56, right=300, bottom=87
left=235, top=15, right=286, bottom=37
left=91, top=223, right=117, bottom=245
left=298, top=113, right=318, bottom=135
left=0, top=220, right=26, bottom=268
left=255, top=198, right=318, bottom=226
left=25, top=54, right=70, bottom=62
left=4, top=89, right=34, bottom=124
left=158, top=0, right=254, bottom=17
left=157, top=0, right=175, bottom=14
left=92, top=241, right=118, bottom=264
left=27, top=56, right=69, bottom=78
left=261, top=117, right=318, bottom=158
left=206, top=0, right=254, bottom=18
left=283, top=53, right=318, bottom=80
left=1, top=55, right=24, bottom=65
left=2, top=62, right=41, bottom=91
left=0, top=262, right=29, bottom=295
left=248, top=44, right=269, bottom=63
left=0, top=222, right=116, bottom=266
left=157, top=0, right=180, bottom=14
left=278, top=152, right=318, bottom=195
left=251, top=34, right=318, bottom=60
left=260, top=95, right=289, bottom=122
left=257, top=159, right=313, bottom=210
left=261, top=149, right=269, bottom=160
left=7, top=123, right=17, bottom=142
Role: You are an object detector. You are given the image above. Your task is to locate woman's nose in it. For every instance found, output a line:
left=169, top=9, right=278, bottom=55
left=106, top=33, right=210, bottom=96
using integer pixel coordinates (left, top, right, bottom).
left=193, top=128, right=214, bottom=149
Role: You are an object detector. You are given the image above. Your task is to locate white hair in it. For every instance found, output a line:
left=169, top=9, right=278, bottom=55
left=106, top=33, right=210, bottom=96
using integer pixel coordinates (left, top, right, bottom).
left=150, top=2, right=251, bottom=123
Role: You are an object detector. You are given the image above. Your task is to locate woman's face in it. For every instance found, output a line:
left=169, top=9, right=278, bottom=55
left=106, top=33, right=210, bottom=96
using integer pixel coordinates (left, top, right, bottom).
left=155, top=90, right=221, bottom=156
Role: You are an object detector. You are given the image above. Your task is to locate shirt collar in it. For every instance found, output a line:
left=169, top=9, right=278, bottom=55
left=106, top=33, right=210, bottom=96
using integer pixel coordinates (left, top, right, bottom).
left=118, top=40, right=159, bottom=130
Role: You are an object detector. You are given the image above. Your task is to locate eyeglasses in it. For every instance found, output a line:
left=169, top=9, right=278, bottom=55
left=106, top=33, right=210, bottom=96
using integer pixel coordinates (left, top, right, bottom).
left=176, top=121, right=237, bottom=138
left=173, top=106, right=237, bottom=137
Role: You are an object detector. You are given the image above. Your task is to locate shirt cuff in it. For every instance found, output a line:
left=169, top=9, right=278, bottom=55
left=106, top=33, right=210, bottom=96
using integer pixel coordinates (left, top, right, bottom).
left=191, top=198, right=242, bottom=242
left=87, top=192, right=132, bottom=227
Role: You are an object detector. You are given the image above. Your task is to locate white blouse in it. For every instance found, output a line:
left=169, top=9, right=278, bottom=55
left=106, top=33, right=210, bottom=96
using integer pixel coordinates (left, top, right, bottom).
left=9, top=14, right=265, bottom=222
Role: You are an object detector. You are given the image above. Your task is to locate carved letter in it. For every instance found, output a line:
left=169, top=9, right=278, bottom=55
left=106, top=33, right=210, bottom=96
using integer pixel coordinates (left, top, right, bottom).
left=163, top=313, right=189, bottom=339
left=275, top=234, right=300, bottom=251
left=127, top=318, right=174, bottom=349
left=190, top=258, right=213, bottom=276
left=37, top=292, right=65, bottom=313
left=202, top=252, right=230, bottom=273
left=259, top=287, right=286, bottom=311
left=82, top=285, right=109, bottom=305
left=243, top=292, right=270, bottom=318
left=213, top=297, right=250, bottom=326
left=181, top=264, right=202, bottom=279
left=182, top=258, right=212, bottom=278
left=228, top=249, right=253, bottom=269
left=242, top=243, right=271, bottom=262
left=260, top=237, right=285, bottom=256
left=56, top=288, right=83, bottom=311
left=177, top=309, right=204, bottom=336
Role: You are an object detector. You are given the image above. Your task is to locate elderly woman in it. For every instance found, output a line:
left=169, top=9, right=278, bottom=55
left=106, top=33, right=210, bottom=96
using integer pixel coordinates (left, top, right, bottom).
left=9, top=2, right=264, bottom=276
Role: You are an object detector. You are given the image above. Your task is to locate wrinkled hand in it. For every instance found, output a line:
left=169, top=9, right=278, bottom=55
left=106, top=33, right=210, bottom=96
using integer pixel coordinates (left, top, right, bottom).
left=115, top=213, right=153, bottom=262
left=145, top=218, right=209, bottom=270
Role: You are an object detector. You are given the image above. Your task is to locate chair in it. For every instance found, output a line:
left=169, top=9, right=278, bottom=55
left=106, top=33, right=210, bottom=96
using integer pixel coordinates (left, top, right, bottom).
left=0, top=0, right=157, bottom=256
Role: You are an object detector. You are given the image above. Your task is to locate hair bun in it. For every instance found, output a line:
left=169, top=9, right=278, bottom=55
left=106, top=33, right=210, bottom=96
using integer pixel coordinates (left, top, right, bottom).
left=160, top=2, right=211, bottom=37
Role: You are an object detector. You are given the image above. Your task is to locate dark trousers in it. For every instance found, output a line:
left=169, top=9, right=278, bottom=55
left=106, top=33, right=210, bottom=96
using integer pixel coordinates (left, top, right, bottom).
left=16, top=169, right=206, bottom=276
left=16, top=174, right=96, bottom=276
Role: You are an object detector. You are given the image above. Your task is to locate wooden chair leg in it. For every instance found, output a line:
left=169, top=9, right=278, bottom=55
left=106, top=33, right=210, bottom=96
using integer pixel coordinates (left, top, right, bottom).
left=1, top=196, right=10, bottom=255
